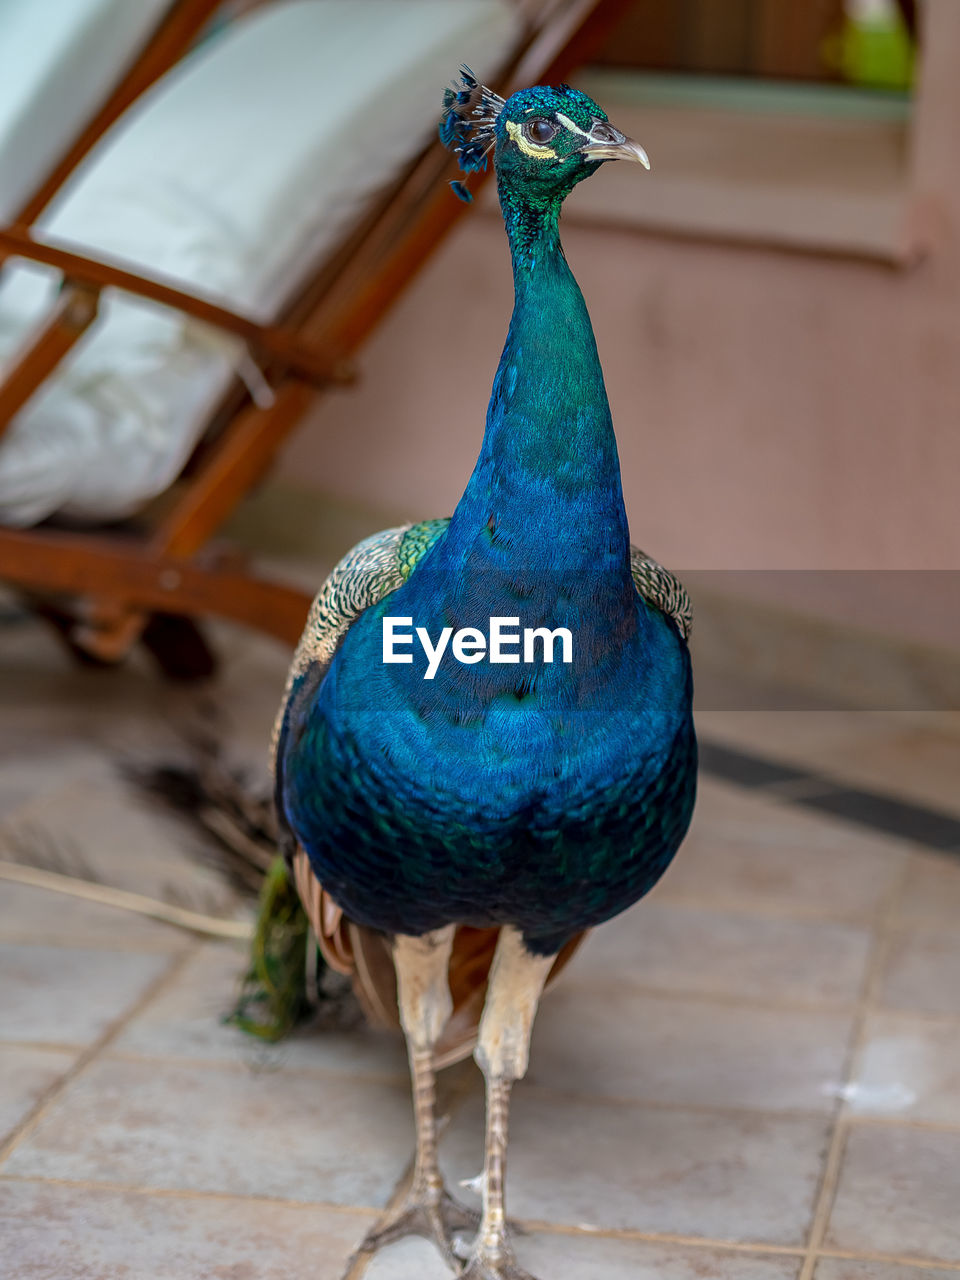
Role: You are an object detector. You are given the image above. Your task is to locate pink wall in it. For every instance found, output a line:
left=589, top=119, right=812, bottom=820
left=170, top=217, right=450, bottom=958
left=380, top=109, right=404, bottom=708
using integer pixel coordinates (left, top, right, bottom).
left=278, top=0, right=960, bottom=632
left=279, top=206, right=960, bottom=573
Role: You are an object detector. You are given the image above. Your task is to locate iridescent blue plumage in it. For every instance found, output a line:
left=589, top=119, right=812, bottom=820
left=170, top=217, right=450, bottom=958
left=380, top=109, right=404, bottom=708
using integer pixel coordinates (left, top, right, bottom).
left=279, top=79, right=696, bottom=958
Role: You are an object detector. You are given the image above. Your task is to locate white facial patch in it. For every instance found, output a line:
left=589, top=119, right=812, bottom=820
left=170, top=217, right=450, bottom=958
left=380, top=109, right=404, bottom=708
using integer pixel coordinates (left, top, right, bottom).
left=555, top=112, right=591, bottom=140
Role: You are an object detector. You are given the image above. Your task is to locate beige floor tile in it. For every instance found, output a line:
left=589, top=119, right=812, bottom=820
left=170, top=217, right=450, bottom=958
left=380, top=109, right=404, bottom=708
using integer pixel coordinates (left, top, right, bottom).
left=694, top=712, right=912, bottom=768
left=0, top=882, right=189, bottom=952
left=851, top=1014, right=960, bottom=1125
left=0, top=774, right=235, bottom=917
left=878, top=930, right=960, bottom=1017
left=0, top=630, right=182, bottom=760
left=816, top=1262, right=960, bottom=1280
left=198, top=622, right=291, bottom=781
left=567, top=901, right=872, bottom=1008
left=0, top=944, right=171, bottom=1046
left=0, top=1046, right=78, bottom=1144
left=697, top=714, right=960, bottom=799
left=659, top=797, right=907, bottom=923
left=364, top=1238, right=451, bottom=1280
left=897, top=851, right=960, bottom=931
left=529, top=986, right=853, bottom=1112
left=0, top=746, right=112, bottom=819
left=112, top=941, right=409, bottom=1078
left=364, top=1232, right=802, bottom=1279
left=826, top=1125, right=960, bottom=1261
left=5, top=1056, right=415, bottom=1208
left=813, top=726, right=960, bottom=817
left=692, top=776, right=796, bottom=823
left=440, top=1091, right=830, bottom=1246
left=0, top=1180, right=375, bottom=1280
left=516, top=1234, right=803, bottom=1279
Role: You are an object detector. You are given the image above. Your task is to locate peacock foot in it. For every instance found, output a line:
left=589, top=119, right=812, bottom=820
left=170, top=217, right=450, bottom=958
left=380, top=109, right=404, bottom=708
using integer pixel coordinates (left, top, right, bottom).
left=459, top=1243, right=539, bottom=1280
left=357, top=1186, right=481, bottom=1269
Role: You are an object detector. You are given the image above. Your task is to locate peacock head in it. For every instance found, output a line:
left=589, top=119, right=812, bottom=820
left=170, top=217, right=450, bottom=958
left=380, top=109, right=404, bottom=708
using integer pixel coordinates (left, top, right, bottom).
left=440, top=69, right=649, bottom=207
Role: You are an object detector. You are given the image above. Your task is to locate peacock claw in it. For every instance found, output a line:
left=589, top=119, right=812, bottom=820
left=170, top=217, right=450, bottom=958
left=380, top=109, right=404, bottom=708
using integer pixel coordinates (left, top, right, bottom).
left=358, top=1188, right=481, bottom=1268
left=458, top=1246, right=539, bottom=1280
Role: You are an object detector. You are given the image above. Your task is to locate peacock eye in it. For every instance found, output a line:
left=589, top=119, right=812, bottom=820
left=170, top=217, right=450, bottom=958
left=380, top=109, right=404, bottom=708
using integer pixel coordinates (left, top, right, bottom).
left=525, top=118, right=557, bottom=145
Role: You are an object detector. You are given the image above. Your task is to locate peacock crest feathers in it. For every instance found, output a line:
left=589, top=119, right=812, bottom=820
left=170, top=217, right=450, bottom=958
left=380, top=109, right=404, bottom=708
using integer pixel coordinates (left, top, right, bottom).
left=440, top=65, right=505, bottom=200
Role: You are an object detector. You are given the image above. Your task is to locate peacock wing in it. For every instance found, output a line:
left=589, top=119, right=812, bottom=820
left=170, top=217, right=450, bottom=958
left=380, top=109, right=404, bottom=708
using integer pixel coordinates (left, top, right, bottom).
left=279, top=518, right=588, bottom=1060
left=270, top=524, right=411, bottom=796
left=630, top=546, right=692, bottom=640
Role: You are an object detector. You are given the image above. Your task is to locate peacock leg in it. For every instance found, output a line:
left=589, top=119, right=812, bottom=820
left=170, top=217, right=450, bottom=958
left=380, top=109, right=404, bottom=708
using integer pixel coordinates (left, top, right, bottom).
left=460, top=927, right=556, bottom=1280
left=358, top=925, right=479, bottom=1267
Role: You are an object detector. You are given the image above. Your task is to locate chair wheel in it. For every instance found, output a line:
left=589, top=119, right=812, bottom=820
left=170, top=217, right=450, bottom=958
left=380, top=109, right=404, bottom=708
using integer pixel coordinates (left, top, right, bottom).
left=141, top=613, right=218, bottom=681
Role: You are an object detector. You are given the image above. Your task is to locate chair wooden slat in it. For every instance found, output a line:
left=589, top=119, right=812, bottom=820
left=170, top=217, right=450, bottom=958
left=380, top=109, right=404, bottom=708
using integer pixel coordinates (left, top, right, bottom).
left=0, top=285, right=100, bottom=438
left=0, top=0, right=633, bottom=672
left=0, top=229, right=354, bottom=385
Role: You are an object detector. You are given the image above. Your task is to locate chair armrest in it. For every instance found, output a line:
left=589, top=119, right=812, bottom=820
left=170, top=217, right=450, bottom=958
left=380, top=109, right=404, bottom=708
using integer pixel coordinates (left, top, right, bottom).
left=0, top=227, right=354, bottom=386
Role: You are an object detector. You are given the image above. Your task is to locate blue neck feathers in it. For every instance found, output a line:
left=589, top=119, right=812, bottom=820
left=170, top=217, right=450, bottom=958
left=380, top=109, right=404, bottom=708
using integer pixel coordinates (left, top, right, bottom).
left=441, top=180, right=631, bottom=585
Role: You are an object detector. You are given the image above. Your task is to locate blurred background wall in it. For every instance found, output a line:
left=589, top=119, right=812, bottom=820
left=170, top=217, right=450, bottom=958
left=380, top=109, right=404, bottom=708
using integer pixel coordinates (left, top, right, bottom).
left=260, top=0, right=959, bottom=684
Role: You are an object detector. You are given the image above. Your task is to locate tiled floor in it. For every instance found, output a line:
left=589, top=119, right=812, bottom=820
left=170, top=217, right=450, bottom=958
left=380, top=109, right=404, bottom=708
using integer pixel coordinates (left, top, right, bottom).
left=2, top=607, right=960, bottom=1279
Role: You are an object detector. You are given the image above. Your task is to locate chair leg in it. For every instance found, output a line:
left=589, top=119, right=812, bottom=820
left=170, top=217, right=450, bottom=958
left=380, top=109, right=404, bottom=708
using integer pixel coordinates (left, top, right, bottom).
left=34, top=599, right=217, bottom=681
left=140, top=613, right=218, bottom=681
left=71, top=606, right=148, bottom=665
left=33, top=601, right=122, bottom=669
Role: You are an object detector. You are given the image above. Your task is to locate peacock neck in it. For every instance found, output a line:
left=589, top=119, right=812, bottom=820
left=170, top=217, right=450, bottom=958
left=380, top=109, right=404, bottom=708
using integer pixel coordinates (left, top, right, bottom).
left=444, top=181, right=631, bottom=581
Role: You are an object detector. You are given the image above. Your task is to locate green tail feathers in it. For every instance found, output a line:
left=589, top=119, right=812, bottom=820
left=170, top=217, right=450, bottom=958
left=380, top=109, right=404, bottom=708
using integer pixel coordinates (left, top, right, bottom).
left=228, top=857, right=314, bottom=1041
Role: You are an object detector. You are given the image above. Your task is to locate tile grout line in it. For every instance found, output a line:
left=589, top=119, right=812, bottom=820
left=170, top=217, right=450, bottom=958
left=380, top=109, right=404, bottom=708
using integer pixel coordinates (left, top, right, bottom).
left=91, top=1045, right=960, bottom=1128
left=5, top=1167, right=960, bottom=1274
left=97, top=1046, right=412, bottom=1089
left=642, top=893, right=899, bottom=927
left=515, top=1220, right=806, bottom=1256
left=0, top=939, right=202, bottom=1170
left=557, top=978, right=866, bottom=1016
left=0, top=1039, right=87, bottom=1056
left=797, top=853, right=915, bottom=1280
left=517, top=1084, right=847, bottom=1125
left=7, top=972, right=960, bottom=1049
left=0, top=1037, right=866, bottom=1126
left=525, top=1221, right=960, bottom=1273
left=817, top=1247, right=960, bottom=1273
left=0, top=935, right=191, bottom=954
left=556, top=977, right=960, bottom=1024
left=0, top=1171, right=383, bottom=1216
left=516, top=1084, right=960, bottom=1135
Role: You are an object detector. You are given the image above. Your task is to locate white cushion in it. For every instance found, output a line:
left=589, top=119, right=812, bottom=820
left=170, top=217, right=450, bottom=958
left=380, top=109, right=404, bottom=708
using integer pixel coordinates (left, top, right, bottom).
left=0, top=0, right=175, bottom=223
left=0, top=0, right=518, bottom=526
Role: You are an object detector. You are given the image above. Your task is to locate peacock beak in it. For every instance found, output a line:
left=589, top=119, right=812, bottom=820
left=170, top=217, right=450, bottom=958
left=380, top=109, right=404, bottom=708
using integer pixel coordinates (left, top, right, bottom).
left=579, top=120, right=650, bottom=169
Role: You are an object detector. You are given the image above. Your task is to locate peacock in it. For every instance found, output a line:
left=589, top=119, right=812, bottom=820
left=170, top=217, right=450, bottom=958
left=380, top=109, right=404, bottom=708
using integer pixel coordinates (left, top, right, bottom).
left=270, top=70, right=697, bottom=1280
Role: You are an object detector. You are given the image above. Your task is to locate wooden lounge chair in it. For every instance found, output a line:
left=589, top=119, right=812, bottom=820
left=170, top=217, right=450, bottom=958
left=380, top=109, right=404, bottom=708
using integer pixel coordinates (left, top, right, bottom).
left=2, top=0, right=222, bottom=228
left=0, top=0, right=629, bottom=676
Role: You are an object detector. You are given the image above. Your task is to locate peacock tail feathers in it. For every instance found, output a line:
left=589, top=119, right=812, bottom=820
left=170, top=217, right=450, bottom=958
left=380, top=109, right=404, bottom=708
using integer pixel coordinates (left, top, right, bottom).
left=268, top=518, right=457, bottom=777
left=227, top=856, right=312, bottom=1042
